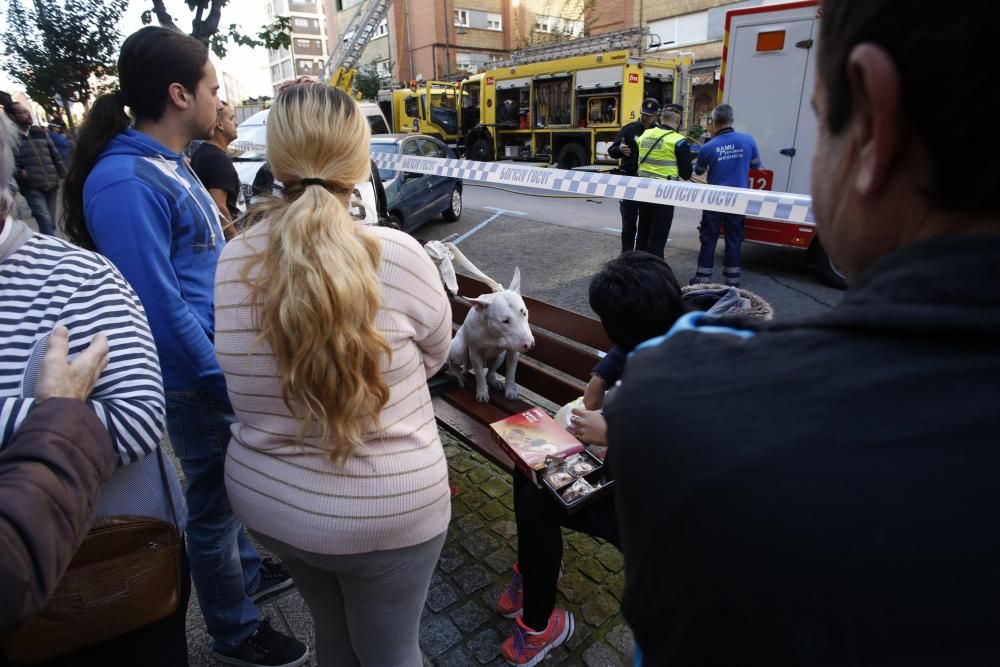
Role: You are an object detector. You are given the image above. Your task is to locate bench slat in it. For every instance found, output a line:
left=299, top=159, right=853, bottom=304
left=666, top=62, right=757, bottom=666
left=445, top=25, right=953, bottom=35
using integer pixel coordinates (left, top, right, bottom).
left=433, top=395, right=515, bottom=472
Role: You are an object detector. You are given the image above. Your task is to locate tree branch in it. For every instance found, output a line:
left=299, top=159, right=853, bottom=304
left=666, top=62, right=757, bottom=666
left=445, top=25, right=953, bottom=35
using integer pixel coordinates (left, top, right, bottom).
left=151, top=0, right=182, bottom=32
left=202, top=0, right=224, bottom=39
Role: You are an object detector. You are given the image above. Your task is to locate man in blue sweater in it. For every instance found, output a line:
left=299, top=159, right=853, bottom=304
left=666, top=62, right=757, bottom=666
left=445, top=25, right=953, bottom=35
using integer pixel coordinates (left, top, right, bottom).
left=690, top=104, right=761, bottom=287
left=62, top=27, right=306, bottom=667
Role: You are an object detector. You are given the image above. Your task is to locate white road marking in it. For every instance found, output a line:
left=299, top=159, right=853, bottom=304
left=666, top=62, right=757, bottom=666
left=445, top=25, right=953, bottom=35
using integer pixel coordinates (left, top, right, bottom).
left=453, top=207, right=527, bottom=245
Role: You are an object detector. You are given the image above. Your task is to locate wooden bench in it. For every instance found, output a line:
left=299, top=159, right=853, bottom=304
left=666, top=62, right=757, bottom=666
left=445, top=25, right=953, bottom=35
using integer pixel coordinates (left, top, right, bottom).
left=432, top=273, right=612, bottom=472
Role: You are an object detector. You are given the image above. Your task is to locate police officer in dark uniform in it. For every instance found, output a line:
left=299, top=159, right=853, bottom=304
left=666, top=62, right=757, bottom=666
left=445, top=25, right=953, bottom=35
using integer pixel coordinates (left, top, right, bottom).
left=609, top=98, right=660, bottom=253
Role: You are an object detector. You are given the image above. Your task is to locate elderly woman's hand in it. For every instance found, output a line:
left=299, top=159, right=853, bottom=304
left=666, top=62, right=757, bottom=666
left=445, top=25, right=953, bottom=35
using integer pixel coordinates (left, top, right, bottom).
left=569, top=407, right=607, bottom=446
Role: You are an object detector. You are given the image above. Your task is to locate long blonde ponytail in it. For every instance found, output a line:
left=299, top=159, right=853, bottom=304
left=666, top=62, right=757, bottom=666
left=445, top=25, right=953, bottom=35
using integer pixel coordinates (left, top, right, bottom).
left=245, top=83, right=390, bottom=463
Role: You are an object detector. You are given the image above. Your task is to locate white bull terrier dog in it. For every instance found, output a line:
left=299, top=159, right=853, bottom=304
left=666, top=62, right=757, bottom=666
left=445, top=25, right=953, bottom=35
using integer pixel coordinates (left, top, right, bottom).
left=448, top=268, right=535, bottom=403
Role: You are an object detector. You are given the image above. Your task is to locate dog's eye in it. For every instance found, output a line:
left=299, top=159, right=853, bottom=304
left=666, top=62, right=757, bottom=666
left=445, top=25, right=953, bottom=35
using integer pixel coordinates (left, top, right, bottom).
left=522, top=310, right=528, bottom=316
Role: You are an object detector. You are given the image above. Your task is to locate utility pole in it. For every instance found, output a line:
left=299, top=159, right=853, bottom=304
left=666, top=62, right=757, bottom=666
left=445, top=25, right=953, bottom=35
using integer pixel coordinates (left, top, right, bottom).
left=443, top=0, right=452, bottom=80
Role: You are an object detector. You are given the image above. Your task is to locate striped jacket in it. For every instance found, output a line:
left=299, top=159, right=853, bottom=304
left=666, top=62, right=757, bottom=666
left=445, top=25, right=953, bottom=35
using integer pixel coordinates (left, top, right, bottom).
left=0, top=217, right=184, bottom=525
left=0, top=217, right=164, bottom=459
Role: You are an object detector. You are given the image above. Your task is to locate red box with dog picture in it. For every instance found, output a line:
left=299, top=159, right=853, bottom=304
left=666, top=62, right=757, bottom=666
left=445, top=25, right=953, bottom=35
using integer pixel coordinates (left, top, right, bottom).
left=489, top=407, right=585, bottom=485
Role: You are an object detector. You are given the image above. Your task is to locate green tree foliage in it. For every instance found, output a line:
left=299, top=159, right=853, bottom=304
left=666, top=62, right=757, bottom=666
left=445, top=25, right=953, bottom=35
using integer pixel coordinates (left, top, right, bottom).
left=354, top=60, right=390, bottom=101
left=141, top=0, right=292, bottom=59
left=3, top=0, right=130, bottom=126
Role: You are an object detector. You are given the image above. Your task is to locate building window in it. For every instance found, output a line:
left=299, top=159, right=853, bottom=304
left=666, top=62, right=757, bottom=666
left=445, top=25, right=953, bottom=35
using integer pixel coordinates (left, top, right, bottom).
left=266, top=3, right=273, bottom=18
left=454, top=9, right=469, bottom=27
left=293, top=17, right=309, bottom=27
left=373, top=18, right=388, bottom=38
left=296, top=38, right=311, bottom=49
left=456, top=52, right=475, bottom=73
left=271, top=64, right=281, bottom=79
left=486, top=13, right=502, bottom=30
left=535, top=15, right=583, bottom=36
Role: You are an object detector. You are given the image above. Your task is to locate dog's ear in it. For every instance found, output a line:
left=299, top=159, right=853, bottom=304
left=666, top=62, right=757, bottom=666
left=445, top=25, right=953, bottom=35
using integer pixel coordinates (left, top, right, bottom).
left=468, top=295, right=493, bottom=311
left=508, top=267, right=521, bottom=294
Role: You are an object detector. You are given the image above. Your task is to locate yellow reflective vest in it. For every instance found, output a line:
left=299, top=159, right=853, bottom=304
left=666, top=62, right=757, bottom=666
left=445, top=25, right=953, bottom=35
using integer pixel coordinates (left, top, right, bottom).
left=637, top=127, right=683, bottom=180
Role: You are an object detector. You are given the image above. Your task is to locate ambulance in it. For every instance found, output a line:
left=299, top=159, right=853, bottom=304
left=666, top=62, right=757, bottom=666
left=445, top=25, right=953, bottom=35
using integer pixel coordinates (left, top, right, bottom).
left=721, top=0, right=844, bottom=288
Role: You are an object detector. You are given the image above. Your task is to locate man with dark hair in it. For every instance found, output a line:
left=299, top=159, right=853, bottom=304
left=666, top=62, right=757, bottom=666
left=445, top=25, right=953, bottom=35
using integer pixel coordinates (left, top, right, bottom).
left=609, top=98, right=659, bottom=253
left=6, top=102, right=65, bottom=236
left=610, top=1, right=1000, bottom=664
left=497, top=251, right=688, bottom=667
left=690, top=103, right=761, bottom=287
left=47, top=119, right=73, bottom=163
left=191, top=100, right=243, bottom=239
left=62, top=26, right=305, bottom=667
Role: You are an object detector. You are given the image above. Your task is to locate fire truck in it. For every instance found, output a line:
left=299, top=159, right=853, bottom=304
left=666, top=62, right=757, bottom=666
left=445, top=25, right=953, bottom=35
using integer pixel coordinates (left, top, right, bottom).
left=462, top=28, right=693, bottom=169
left=720, top=0, right=844, bottom=288
left=388, top=28, right=695, bottom=169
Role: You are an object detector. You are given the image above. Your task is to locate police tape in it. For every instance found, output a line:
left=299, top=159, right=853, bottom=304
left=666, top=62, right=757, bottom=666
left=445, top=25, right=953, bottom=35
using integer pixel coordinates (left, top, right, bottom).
left=369, top=152, right=815, bottom=225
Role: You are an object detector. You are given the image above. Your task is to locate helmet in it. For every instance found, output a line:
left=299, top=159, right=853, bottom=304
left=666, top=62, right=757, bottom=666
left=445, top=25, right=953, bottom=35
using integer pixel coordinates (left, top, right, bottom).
left=640, top=98, right=660, bottom=116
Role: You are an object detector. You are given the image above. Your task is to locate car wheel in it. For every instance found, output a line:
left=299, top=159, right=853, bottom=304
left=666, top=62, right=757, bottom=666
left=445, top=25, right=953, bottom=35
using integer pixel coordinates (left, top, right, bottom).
left=811, top=239, right=847, bottom=289
left=442, top=185, right=462, bottom=222
left=468, top=138, right=493, bottom=162
left=557, top=143, right=587, bottom=170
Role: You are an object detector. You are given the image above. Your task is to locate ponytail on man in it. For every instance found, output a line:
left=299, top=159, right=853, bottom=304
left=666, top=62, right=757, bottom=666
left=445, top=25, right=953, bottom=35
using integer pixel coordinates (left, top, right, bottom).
left=62, top=26, right=209, bottom=248
left=245, top=83, right=390, bottom=463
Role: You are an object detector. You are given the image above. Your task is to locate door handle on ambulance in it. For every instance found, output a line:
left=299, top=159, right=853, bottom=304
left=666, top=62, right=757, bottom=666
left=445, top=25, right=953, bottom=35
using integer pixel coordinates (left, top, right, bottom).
left=779, top=147, right=797, bottom=157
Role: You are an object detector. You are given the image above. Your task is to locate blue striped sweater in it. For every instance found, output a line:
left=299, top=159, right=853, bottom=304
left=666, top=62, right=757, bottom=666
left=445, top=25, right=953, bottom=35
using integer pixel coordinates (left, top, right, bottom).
left=0, top=218, right=164, bottom=462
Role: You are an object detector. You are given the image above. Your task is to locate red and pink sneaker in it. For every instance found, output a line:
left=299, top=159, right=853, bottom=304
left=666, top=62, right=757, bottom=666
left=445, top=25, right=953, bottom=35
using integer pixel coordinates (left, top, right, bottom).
left=496, top=563, right=523, bottom=618
left=501, top=609, right=575, bottom=666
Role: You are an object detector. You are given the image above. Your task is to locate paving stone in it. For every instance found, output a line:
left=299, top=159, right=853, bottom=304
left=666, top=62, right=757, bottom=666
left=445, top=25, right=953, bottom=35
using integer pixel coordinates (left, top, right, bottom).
left=430, top=572, right=443, bottom=587
left=480, top=477, right=510, bottom=498
left=566, top=531, right=599, bottom=556
left=595, top=543, right=624, bottom=572
left=606, top=572, right=626, bottom=602
left=557, top=569, right=596, bottom=605
left=605, top=624, right=635, bottom=658
left=480, top=582, right=506, bottom=610
left=498, top=493, right=516, bottom=510
left=581, top=591, right=619, bottom=628
left=425, top=581, right=459, bottom=612
left=461, top=531, right=501, bottom=559
left=438, top=545, right=466, bottom=574
left=443, top=444, right=461, bottom=458
left=547, top=645, right=570, bottom=664
left=420, top=616, right=463, bottom=657
left=477, top=499, right=508, bottom=521
left=444, top=530, right=458, bottom=545
left=468, top=465, right=494, bottom=484
left=455, top=513, right=483, bottom=534
left=578, top=556, right=609, bottom=584
left=483, top=546, right=517, bottom=574
left=462, top=491, right=489, bottom=510
left=466, top=627, right=503, bottom=664
left=564, top=620, right=593, bottom=652
left=433, top=646, right=476, bottom=667
left=449, top=454, right=478, bottom=473
left=583, top=641, right=624, bottom=667
left=491, top=520, right=518, bottom=539
left=454, top=564, right=493, bottom=594
left=448, top=600, right=491, bottom=634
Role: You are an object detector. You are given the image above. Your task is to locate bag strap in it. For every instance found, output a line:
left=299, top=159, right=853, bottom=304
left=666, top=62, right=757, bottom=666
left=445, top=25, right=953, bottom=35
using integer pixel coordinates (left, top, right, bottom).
left=638, top=132, right=669, bottom=166
left=154, top=448, right=181, bottom=529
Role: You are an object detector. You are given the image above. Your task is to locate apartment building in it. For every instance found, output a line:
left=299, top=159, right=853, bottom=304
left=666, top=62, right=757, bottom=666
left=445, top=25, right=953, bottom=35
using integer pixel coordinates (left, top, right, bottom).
left=328, top=0, right=589, bottom=85
left=265, top=0, right=335, bottom=92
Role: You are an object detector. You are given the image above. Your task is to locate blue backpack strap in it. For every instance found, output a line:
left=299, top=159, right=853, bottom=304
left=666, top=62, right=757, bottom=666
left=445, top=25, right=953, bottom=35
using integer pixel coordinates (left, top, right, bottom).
left=631, top=311, right=757, bottom=357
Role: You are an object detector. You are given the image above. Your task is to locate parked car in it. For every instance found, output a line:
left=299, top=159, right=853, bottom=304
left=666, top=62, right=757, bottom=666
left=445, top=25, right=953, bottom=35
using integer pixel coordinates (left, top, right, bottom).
left=230, top=103, right=391, bottom=225
left=370, top=134, right=463, bottom=231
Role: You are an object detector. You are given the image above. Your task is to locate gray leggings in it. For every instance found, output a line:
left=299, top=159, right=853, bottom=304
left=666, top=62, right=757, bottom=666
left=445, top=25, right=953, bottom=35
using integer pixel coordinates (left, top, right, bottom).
left=253, top=531, right=446, bottom=667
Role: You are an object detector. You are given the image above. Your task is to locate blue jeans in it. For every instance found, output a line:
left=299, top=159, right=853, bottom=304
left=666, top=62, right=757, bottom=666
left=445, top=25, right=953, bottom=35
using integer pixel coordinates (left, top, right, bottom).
left=165, top=390, right=262, bottom=651
left=23, top=187, right=58, bottom=236
left=697, top=210, right=745, bottom=273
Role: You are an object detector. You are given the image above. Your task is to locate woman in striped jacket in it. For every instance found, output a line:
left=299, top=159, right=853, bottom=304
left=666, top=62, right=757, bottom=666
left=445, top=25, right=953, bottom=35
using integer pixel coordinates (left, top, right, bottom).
left=0, top=114, right=189, bottom=666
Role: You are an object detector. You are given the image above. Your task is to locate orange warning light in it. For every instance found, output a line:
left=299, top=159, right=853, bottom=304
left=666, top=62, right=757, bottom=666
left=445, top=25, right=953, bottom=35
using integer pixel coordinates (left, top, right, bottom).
left=756, top=30, right=786, bottom=52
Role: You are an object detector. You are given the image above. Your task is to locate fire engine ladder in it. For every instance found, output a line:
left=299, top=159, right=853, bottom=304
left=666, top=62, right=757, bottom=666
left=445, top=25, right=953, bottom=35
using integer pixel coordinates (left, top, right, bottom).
left=322, top=0, right=393, bottom=91
left=491, top=27, right=657, bottom=69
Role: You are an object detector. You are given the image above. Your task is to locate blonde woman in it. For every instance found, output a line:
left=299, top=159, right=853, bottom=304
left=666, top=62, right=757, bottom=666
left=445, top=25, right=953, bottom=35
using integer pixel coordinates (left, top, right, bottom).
left=214, top=83, right=452, bottom=667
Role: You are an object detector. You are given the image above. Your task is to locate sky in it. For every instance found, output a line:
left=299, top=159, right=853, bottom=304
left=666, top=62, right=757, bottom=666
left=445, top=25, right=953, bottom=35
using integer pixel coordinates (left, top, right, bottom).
left=2, top=0, right=274, bottom=101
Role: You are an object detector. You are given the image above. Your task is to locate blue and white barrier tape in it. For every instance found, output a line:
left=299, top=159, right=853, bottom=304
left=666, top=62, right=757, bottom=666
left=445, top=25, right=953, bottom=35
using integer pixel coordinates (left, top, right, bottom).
left=370, top=153, right=815, bottom=225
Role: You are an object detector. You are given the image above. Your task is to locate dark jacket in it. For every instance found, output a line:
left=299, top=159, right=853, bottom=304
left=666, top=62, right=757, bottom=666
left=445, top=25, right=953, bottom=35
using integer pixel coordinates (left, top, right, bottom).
left=0, top=399, right=115, bottom=633
left=608, top=234, right=1000, bottom=666
left=14, top=126, right=65, bottom=192
left=608, top=120, right=647, bottom=176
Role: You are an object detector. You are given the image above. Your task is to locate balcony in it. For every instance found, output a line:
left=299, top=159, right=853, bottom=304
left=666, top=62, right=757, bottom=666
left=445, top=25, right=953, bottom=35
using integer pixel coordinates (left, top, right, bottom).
left=289, top=0, right=318, bottom=11
left=293, top=43, right=324, bottom=56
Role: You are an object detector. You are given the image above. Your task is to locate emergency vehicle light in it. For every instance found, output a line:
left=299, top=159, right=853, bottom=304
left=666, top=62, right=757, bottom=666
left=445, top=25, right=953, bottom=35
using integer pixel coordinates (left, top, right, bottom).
left=756, top=30, right=786, bottom=52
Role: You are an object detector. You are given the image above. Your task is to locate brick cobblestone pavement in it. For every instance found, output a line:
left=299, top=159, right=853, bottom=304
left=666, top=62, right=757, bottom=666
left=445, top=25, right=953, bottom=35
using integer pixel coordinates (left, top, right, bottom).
left=176, top=431, right=633, bottom=666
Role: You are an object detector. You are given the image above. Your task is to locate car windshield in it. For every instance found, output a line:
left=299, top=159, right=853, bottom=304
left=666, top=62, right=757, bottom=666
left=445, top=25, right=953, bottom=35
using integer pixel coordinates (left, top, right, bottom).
left=230, top=124, right=268, bottom=161
left=370, top=143, right=399, bottom=181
